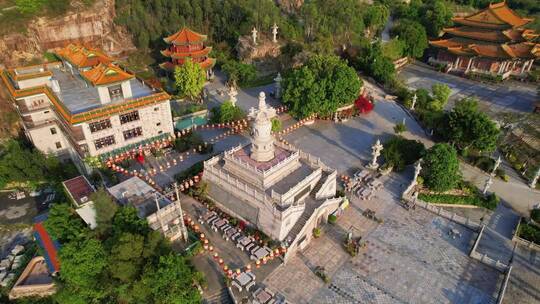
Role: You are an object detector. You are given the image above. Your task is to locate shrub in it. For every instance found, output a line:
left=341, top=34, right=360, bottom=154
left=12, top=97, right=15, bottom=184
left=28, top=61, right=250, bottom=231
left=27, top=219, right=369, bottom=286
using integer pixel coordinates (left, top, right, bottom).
left=382, top=136, right=425, bottom=172
left=271, top=118, right=282, bottom=133
left=421, top=143, right=460, bottom=192
left=173, top=132, right=205, bottom=153
left=313, top=227, right=321, bottom=238
left=418, top=192, right=498, bottom=210
left=328, top=214, right=337, bottom=224
left=518, top=222, right=540, bottom=244
left=393, top=122, right=407, bottom=134
left=531, top=209, right=540, bottom=223
left=211, top=101, right=246, bottom=123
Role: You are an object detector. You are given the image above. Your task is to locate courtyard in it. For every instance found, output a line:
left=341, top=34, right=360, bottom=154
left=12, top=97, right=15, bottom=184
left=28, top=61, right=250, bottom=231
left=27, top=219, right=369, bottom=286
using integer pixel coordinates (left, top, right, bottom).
left=399, top=63, right=537, bottom=115
left=263, top=173, right=503, bottom=304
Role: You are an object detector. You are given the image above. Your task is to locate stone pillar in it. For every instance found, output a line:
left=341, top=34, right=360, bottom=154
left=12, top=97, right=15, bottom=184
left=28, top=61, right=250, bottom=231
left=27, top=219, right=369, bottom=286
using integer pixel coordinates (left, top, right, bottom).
left=492, top=156, right=502, bottom=175
left=527, top=59, right=534, bottom=72
left=403, top=159, right=422, bottom=198
left=466, top=58, right=473, bottom=73
left=482, top=175, right=493, bottom=195
left=520, top=61, right=527, bottom=74
left=410, top=93, right=417, bottom=110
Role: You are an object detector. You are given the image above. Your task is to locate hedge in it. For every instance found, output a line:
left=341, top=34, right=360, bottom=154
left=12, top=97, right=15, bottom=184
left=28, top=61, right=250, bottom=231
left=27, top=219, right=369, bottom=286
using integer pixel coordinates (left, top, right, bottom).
left=418, top=192, right=498, bottom=210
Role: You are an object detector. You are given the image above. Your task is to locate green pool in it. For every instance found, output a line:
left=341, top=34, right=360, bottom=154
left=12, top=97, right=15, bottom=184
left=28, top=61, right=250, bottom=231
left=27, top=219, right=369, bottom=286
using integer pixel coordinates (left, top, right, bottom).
left=175, top=116, right=208, bottom=130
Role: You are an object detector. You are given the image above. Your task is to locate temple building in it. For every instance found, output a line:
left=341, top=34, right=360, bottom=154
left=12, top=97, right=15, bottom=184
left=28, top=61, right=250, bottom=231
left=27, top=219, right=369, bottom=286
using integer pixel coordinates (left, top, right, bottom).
left=203, top=92, right=346, bottom=258
left=0, top=44, right=174, bottom=173
left=160, top=27, right=216, bottom=78
left=429, top=2, right=539, bottom=79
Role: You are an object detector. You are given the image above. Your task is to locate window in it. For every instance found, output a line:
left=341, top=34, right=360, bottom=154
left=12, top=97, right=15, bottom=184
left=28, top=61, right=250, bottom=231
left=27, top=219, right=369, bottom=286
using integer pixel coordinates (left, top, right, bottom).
left=158, top=131, right=163, bottom=134
left=156, top=122, right=161, bottom=126
left=123, top=127, right=143, bottom=140
left=154, top=107, right=160, bottom=111
left=50, top=127, right=57, bottom=135
left=94, top=135, right=115, bottom=150
left=55, top=142, right=62, bottom=149
left=44, top=110, right=50, bottom=114
left=119, top=111, right=140, bottom=124
left=108, top=84, right=123, bottom=102
left=89, top=119, right=112, bottom=133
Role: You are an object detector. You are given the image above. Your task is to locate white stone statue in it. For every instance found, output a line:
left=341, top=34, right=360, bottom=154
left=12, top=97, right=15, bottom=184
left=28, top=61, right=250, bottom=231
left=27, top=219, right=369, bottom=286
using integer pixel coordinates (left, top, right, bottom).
left=248, top=92, right=276, bottom=162
left=410, top=93, right=417, bottom=110
left=272, top=23, right=279, bottom=43
left=482, top=175, right=493, bottom=195
left=251, top=27, right=258, bottom=45
left=367, top=139, right=383, bottom=170
left=228, top=85, right=238, bottom=107
left=530, top=166, right=540, bottom=189
left=274, top=73, right=282, bottom=99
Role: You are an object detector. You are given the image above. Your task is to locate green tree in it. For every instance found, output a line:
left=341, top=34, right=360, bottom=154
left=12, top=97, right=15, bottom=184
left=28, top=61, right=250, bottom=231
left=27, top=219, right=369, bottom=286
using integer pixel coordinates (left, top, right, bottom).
left=421, top=143, right=461, bottom=192
left=421, top=0, right=453, bottom=37
left=56, top=238, right=108, bottom=303
left=44, top=203, right=86, bottom=243
left=430, top=83, right=451, bottom=111
left=136, top=254, right=202, bottom=304
left=211, top=101, right=246, bottom=123
left=109, top=233, right=145, bottom=282
left=446, top=98, right=500, bottom=152
left=91, top=189, right=118, bottom=235
left=382, top=136, right=425, bottom=171
left=271, top=118, right=282, bottom=133
left=364, top=5, right=390, bottom=32
left=222, top=60, right=257, bottom=86
left=111, top=206, right=149, bottom=237
left=391, top=20, right=428, bottom=58
left=282, top=55, right=361, bottom=118
left=174, top=59, right=205, bottom=100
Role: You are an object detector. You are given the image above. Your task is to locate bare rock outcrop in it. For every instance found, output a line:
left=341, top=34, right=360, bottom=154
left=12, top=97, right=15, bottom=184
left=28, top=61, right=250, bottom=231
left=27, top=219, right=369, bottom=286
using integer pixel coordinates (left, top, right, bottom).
left=236, top=35, right=282, bottom=64
left=0, top=0, right=135, bottom=68
left=275, top=0, right=304, bottom=13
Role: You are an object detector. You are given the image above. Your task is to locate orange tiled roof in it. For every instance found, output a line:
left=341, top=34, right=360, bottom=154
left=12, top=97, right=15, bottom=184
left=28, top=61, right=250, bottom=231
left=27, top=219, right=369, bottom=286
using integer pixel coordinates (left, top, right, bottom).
left=430, top=37, right=540, bottom=59
left=159, top=57, right=216, bottom=71
left=453, top=2, right=533, bottom=29
left=80, top=63, right=134, bottom=86
left=443, top=27, right=510, bottom=42
left=160, top=47, right=212, bottom=59
left=163, top=27, right=207, bottom=45
left=55, top=44, right=112, bottom=68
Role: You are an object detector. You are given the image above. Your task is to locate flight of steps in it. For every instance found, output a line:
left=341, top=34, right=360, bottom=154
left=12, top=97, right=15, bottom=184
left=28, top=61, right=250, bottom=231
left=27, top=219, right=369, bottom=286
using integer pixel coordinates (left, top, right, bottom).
left=204, top=288, right=233, bottom=304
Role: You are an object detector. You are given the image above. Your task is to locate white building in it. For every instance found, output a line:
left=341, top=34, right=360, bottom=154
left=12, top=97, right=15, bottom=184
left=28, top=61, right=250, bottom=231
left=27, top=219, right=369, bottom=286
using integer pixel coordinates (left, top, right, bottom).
left=204, top=92, right=345, bottom=258
left=1, top=44, right=174, bottom=173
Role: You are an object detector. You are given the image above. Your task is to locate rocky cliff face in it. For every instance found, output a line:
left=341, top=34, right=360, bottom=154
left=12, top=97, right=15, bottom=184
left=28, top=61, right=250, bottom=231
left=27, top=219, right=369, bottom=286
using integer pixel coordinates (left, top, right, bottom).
left=0, top=0, right=135, bottom=68
left=275, top=0, right=304, bottom=13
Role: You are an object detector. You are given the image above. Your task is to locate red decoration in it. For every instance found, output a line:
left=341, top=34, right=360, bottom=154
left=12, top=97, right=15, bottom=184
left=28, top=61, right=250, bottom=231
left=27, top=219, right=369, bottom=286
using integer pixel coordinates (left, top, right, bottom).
left=354, top=94, right=374, bottom=114
left=136, top=153, right=145, bottom=164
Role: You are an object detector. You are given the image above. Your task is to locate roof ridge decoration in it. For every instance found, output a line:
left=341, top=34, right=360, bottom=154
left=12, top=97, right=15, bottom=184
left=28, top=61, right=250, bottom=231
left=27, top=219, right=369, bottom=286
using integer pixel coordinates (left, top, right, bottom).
left=163, top=27, right=208, bottom=45
left=80, top=63, right=134, bottom=86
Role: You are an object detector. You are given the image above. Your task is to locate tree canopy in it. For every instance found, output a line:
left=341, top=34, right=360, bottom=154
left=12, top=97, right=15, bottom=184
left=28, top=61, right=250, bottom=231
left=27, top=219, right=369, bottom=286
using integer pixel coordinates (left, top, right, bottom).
left=445, top=98, right=500, bottom=152
left=211, top=101, right=246, bottom=123
left=91, top=189, right=118, bottom=235
left=382, top=136, right=425, bottom=171
left=44, top=203, right=86, bottom=243
left=174, top=59, right=206, bottom=100
left=391, top=20, right=428, bottom=58
left=282, top=55, right=362, bottom=118
left=421, top=143, right=461, bottom=192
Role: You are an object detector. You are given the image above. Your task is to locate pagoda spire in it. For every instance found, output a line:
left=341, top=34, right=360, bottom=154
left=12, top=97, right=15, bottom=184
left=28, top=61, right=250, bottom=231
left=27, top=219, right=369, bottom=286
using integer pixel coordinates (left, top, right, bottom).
left=249, top=92, right=276, bottom=162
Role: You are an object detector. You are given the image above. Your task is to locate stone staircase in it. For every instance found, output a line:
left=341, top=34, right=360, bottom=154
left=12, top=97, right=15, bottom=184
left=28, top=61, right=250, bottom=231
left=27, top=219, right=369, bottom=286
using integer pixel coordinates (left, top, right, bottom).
left=204, top=288, right=233, bottom=304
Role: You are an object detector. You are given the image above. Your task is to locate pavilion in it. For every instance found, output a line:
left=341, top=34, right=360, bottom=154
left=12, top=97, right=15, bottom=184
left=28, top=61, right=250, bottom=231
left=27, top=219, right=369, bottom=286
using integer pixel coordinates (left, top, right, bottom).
left=159, top=27, right=216, bottom=79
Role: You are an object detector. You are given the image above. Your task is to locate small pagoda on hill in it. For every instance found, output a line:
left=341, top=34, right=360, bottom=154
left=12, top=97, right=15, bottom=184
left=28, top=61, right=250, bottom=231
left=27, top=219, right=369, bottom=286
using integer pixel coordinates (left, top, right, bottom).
left=429, top=1, right=539, bottom=80
left=160, top=27, right=216, bottom=78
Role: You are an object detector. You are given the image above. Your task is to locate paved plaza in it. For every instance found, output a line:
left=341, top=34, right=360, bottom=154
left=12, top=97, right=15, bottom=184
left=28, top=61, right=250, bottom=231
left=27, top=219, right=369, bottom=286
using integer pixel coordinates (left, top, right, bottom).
left=263, top=174, right=503, bottom=304
left=399, top=63, right=537, bottom=114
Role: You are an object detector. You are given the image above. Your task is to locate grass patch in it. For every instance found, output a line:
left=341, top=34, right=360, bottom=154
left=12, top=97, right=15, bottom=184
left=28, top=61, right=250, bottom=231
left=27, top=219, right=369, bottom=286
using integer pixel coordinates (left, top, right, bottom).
left=418, top=192, right=499, bottom=210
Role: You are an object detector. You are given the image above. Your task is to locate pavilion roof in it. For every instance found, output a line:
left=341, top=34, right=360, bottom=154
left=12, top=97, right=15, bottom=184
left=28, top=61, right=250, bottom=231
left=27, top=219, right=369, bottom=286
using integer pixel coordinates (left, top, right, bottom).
left=159, top=57, right=216, bottom=71
left=430, top=37, right=540, bottom=59
left=160, top=46, right=212, bottom=59
left=55, top=44, right=112, bottom=68
left=80, top=63, right=134, bottom=86
left=163, top=27, right=207, bottom=45
left=453, top=2, right=533, bottom=29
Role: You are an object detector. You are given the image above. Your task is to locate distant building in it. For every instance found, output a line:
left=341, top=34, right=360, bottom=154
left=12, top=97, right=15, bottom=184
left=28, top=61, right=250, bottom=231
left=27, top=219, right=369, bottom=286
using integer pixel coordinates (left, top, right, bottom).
left=159, top=27, right=216, bottom=78
left=203, top=92, right=344, bottom=258
left=62, top=175, right=97, bottom=229
left=108, top=177, right=187, bottom=241
left=429, top=2, right=539, bottom=80
left=0, top=44, right=174, bottom=173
